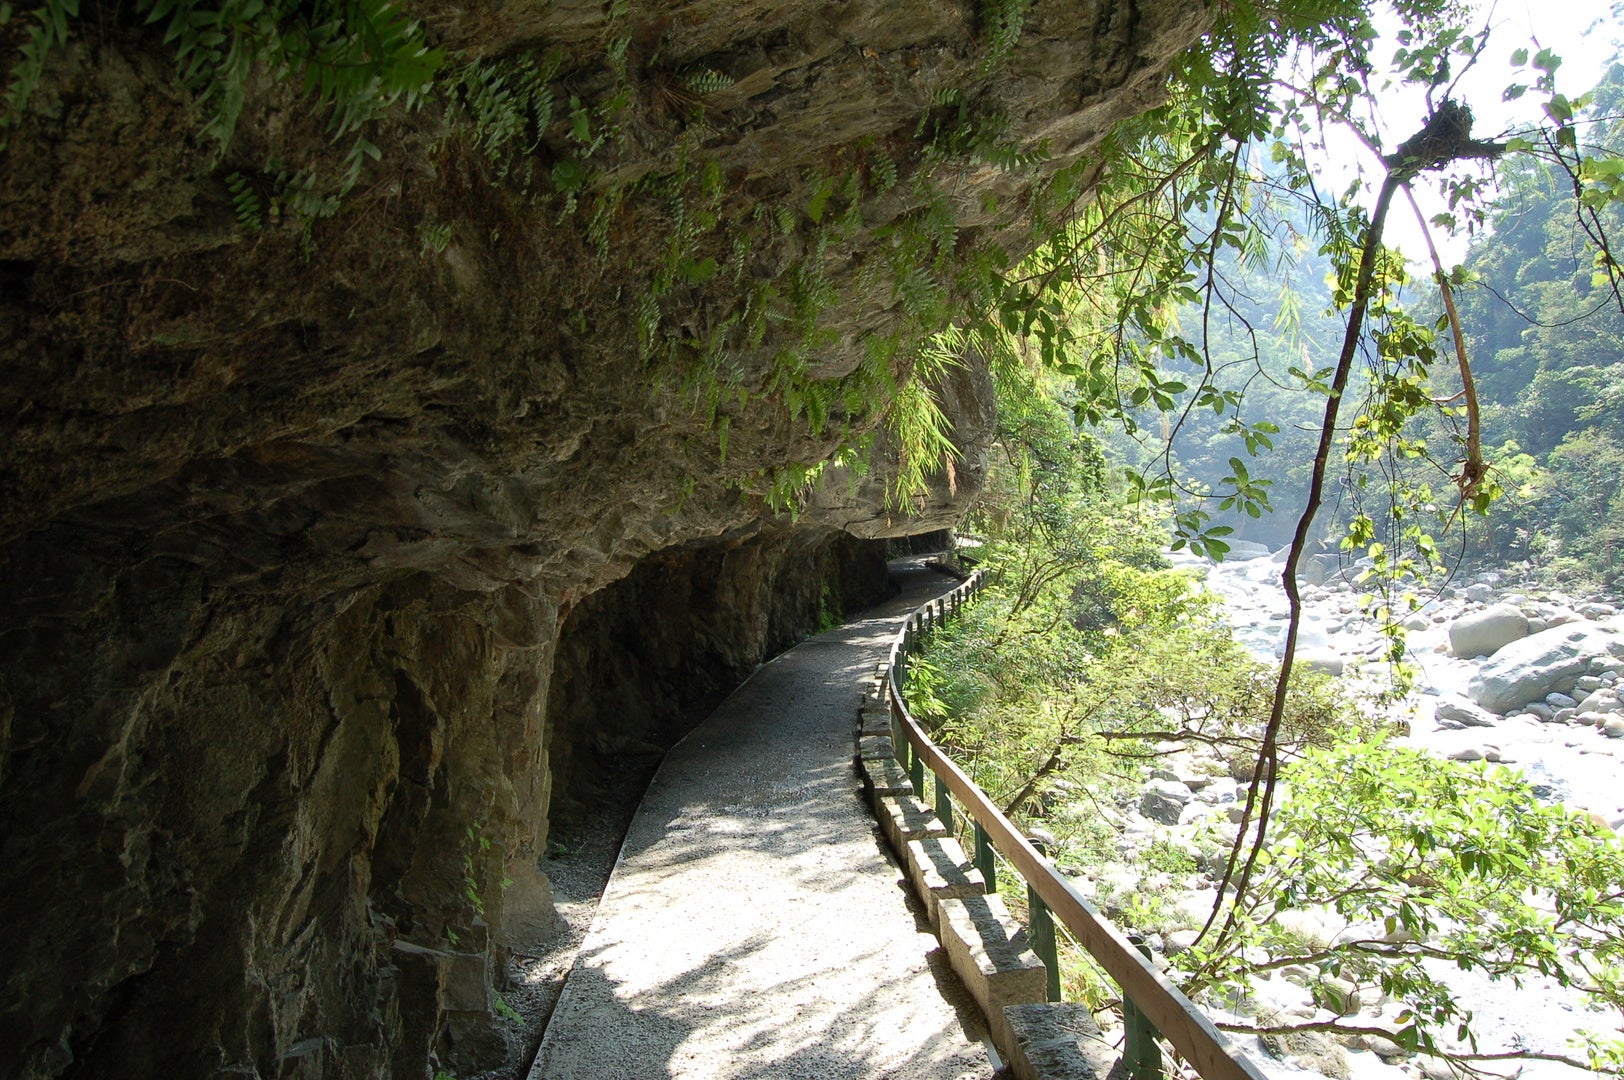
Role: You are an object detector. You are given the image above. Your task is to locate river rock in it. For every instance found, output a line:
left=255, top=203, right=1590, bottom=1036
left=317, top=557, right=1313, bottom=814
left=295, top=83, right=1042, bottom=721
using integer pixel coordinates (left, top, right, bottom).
left=1448, top=603, right=1529, bottom=657
left=1464, top=582, right=1496, bottom=603
left=1302, top=553, right=1341, bottom=586
left=1227, top=753, right=1258, bottom=782
left=1179, top=802, right=1218, bottom=825
left=1163, top=929, right=1202, bottom=954
left=1578, top=688, right=1623, bottom=713
left=1315, top=975, right=1383, bottom=1014
left=1140, top=779, right=1194, bottom=825
left=1448, top=747, right=1486, bottom=762
left=1260, top=1022, right=1352, bottom=1079
left=1274, top=907, right=1341, bottom=949
left=1466, top=621, right=1624, bottom=713
left=1605, top=718, right=1624, bottom=739
left=1226, top=540, right=1272, bottom=561
left=1299, top=649, right=1345, bottom=676
left=1434, top=695, right=1496, bottom=728
left=1547, top=691, right=1579, bottom=709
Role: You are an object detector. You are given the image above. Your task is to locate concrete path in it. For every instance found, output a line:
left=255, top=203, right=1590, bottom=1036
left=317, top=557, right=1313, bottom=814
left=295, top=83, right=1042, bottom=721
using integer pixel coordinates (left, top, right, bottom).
left=529, top=559, right=995, bottom=1080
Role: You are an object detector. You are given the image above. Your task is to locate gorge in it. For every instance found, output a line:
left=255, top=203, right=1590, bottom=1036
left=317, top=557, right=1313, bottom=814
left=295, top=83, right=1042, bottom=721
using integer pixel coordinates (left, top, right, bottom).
left=0, top=2, right=1215, bottom=1076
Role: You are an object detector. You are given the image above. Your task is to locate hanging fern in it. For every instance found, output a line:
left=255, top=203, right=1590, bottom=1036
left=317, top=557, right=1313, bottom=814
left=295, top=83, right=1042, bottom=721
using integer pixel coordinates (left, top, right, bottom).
left=2, top=0, right=442, bottom=201
left=0, top=0, right=78, bottom=151
left=678, top=67, right=733, bottom=95
left=224, top=170, right=264, bottom=230
left=978, top=0, right=1031, bottom=75
left=450, top=46, right=563, bottom=185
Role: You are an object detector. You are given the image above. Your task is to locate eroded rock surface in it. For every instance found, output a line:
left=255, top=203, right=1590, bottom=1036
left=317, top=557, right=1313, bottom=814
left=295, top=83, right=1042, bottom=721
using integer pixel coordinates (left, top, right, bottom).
left=0, top=2, right=1208, bottom=1076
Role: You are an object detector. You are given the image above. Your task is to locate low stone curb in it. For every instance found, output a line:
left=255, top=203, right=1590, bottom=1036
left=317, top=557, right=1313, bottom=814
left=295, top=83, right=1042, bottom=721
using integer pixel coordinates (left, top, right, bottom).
left=904, top=835, right=986, bottom=930
left=939, top=893, right=1048, bottom=1052
left=1003, top=1003, right=1116, bottom=1080
left=852, top=588, right=1119, bottom=1078
left=878, top=793, right=950, bottom=850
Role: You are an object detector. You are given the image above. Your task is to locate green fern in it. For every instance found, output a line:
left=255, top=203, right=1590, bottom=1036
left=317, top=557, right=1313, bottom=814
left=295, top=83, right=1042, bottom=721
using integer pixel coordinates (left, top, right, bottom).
left=885, top=331, right=965, bottom=509
left=418, top=220, right=452, bottom=254
left=869, top=150, right=898, bottom=192
left=978, top=0, right=1031, bottom=75
left=225, top=170, right=264, bottom=230
left=451, top=47, right=562, bottom=184
left=679, top=67, right=733, bottom=95
left=3, top=0, right=442, bottom=202
left=0, top=0, right=78, bottom=151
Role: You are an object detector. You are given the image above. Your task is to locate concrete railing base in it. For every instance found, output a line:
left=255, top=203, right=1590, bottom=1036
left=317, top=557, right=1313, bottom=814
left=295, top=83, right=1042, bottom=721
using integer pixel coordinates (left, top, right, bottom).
left=904, top=835, right=986, bottom=929
left=938, top=894, right=1048, bottom=1052
left=857, top=737, right=1052, bottom=1066
left=877, top=793, right=950, bottom=851
left=850, top=571, right=1129, bottom=1080
left=1004, top=1003, right=1118, bottom=1080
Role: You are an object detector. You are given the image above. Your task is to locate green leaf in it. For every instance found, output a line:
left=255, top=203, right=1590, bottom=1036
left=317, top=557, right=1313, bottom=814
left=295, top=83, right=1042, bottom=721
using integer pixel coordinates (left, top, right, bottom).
left=677, top=256, right=718, bottom=283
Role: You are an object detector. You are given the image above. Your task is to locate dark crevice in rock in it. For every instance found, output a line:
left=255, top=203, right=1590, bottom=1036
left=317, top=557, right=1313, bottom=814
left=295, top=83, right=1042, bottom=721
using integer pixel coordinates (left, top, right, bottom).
left=545, top=529, right=891, bottom=826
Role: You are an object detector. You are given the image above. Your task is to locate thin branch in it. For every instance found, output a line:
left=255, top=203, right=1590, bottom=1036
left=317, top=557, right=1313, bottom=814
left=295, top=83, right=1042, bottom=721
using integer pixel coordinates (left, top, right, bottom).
left=1402, top=185, right=1485, bottom=501
left=1215, top=1021, right=1598, bottom=1073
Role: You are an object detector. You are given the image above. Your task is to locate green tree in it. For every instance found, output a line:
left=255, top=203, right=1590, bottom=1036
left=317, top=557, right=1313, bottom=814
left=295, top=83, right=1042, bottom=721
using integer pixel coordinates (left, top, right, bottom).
left=1186, top=738, right=1624, bottom=1074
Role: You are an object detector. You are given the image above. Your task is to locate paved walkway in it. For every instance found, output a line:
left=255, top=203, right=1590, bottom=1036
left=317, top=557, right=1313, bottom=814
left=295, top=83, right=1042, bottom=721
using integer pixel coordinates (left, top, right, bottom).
left=529, top=559, right=995, bottom=1080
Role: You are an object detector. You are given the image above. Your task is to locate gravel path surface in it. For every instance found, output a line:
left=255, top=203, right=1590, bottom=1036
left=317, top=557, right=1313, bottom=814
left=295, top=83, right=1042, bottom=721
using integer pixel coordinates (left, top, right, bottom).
left=529, top=559, right=997, bottom=1080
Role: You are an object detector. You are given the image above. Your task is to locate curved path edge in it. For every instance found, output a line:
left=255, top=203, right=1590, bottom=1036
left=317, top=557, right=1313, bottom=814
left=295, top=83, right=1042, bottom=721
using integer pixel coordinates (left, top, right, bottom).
left=528, top=557, right=995, bottom=1080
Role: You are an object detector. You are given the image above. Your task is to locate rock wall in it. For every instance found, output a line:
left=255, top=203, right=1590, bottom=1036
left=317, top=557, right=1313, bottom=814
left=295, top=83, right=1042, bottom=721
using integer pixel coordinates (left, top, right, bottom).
left=0, top=1, right=1210, bottom=1076
left=545, top=529, right=891, bottom=825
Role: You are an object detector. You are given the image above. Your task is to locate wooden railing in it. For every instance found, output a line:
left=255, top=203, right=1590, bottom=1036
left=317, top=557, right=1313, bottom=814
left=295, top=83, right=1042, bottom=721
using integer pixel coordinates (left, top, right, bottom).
left=887, top=568, right=1269, bottom=1080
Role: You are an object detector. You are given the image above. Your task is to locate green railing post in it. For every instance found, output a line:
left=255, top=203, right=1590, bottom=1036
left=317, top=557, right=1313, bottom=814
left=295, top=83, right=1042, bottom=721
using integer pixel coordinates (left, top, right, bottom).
left=974, top=823, right=996, bottom=893
left=934, top=769, right=953, bottom=830
left=1123, top=937, right=1163, bottom=1080
left=910, top=749, right=926, bottom=799
left=1026, top=836, right=1061, bottom=1002
left=889, top=698, right=905, bottom=766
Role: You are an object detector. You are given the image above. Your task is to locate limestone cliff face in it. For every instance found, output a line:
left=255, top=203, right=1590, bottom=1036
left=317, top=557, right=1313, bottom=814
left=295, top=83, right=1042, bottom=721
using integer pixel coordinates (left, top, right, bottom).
left=0, top=2, right=1209, bottom=1076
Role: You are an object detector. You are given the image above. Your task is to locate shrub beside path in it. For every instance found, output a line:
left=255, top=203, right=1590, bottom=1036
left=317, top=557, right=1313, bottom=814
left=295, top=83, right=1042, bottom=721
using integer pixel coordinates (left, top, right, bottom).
left=529, top=558, right=994, bottom=1080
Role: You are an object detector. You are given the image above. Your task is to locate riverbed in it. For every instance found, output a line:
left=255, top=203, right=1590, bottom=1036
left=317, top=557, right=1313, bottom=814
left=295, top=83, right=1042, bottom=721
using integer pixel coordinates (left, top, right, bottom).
left=1165, top=543, right=1623, bottom=1080
left=1178, top=544, right=1624, bottom=826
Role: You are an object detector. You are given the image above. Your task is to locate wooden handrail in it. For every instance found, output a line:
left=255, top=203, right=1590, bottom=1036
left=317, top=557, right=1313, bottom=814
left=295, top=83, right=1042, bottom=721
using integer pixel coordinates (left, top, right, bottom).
left=887, top=570, right=1269, bottom=1080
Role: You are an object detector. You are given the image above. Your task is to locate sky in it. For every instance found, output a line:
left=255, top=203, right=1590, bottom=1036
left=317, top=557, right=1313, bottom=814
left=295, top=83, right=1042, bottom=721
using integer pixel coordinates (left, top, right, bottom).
left=1307, top=0, right=1624, bottom=265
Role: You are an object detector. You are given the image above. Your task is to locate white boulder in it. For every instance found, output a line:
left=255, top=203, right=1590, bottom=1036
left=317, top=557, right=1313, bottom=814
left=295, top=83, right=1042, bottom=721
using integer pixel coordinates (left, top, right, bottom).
left=1466, top=621, right=1624, bottom=714
left=1434, top=695, right=1496, bottom=728
left=1448, top=602, right=1529, bottom=658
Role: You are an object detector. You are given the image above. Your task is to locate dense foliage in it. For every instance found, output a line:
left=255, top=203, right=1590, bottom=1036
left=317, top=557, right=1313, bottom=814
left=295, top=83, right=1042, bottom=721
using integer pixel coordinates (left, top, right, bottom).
left=1447, top=64, right=1624, bottom=583
left=908, top=369, right=1624, bottom=1071
left=1190, top=739, right=1624, bottom=1068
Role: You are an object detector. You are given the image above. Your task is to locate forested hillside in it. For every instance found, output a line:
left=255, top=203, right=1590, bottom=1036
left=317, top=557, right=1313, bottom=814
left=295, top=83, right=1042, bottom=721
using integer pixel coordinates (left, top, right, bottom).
left=1094, top=60, right=1624, bottom=582
left=1453, top=64, right=1624, bottom=582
